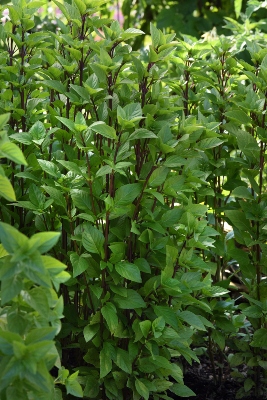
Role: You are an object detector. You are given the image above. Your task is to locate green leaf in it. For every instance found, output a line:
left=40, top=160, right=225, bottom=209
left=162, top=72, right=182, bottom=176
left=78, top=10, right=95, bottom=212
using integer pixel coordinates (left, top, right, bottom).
left=164, top=155, right=186, bottom=167
left=84, top=374, right=100, bottom=398
left=161, top=208, right=183, bottom=228
left=152, top=317, right=165, bottom=338
left=100, top=345, right=112, bottom=378
left=42, top=186, right=67, bottom=209
left=0, top=142, right=27, bottom=165
left=235, top=0, right=243, bottom=18
left=28, top=232, right=60, bottom=254
left=178, top=311, right=206, bottom=331
left=120, top=28, right=144, bottom=41
left=170, top=363, right=184, bottom=384
left=0, top=113, right=10, bottom=129
left=101, top=302, right=118, bottom=334
left=215, top=316, right=236, bottom=333
left=232, top=186, right=254, bottom=199
left=38, top=160, right=60, bottom=178
left=150, top=355, right=171, bottom=369
left=211, top=330, right=225, bottom=351
left=115, top=348, right=132, bottom=373
left=228, top=353, right=244, bottom=367
left=148, top=167, right=169, bottom=188
left=259, top=360, right=267, bottom=370
left=129, top=128, right=157, bottom=140
left=243, top=169, right=260, bottom=194
left=56, top=116, right=76, bottom=132
left=119, top=103, right=142, bottom=121
left=96, top=165, right=113, bottom=177
left=225, top=110, right=251, bottom=125
left=115, top=261, right=142, bottom=282
left=0, top=330, right=23, bottom=355
left=233, top=129, right=260, bottom=160
left=244, top=378, right=254, bottom=393
left=14, top=200, right=40, bottom=211
left=114, top=289, right=146, bottom=309
left=170, top=383, right=196, bottom=397
left=70, top=253, right=89, bottom=277
left=202, top=285, right=229, bottom=297
left=134, top=258, right=151, bottom=273
left=198, top=137, right=224, bottom=149
left=90, top=121, right=116, bottom=139
left=66, top=372, right=83, bottom=398
left=57, top=160, right=82, bottom=175
left=27, top=340, right=54, bottom=362
left=242, top=305, right=262, bottom=318
left=154, top=306, right=179, bottom=330
left=150, top=23, right=160, bottom=48
left=84, top=323, right=99, bottom=342
left=225, top=210, right=252, bottom=233
left=29, top=183, right=45, bottom=206
left=69, top=84, right=90, bottom=102
left=76, top=213, right=94, bottom=223
left=251, top=328, right=267, bottom=349
left=42, top=79, right=66, bottom=94
left=71, top=189, right=92, bottom=211
left=114, top=183, right=142, bottom=206
left=42, top=256, right=70, bottom=287
left=0, top=222, right=28, bottom=254
left=82, top=225, right=104, bottom=255
left=132, top=55, right=145, bottom=80
left=228, top=248, right=254, bottom=279
left=29, top=121, right=46, bottom=143
left=0, top=175, right=16, bottom=201
left=25, top=327, right=57, bottom=345
left=153, top=378, right=173, bottom=392
left=15, top=171, right=39, bottom=182
left=135, top=378, right=149, bottom=400
left=1, top=275, right=23, bottom=305
left=139, top=320, right=151, bottom=338
left=0, top=244, right=8, bottom=258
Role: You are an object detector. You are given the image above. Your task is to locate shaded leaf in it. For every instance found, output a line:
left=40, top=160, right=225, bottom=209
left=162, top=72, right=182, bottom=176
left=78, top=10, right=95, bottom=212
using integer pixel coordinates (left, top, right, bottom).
left=170, top=383, right=196, bottom=397
left=115, top=261, right=142, bottom=282
left=101, top=303, right=118, bottom=334
left=0, top=175, right=16, bottom=201
left=82, top=225, right=104, bottom=255
left=0, top=142, right=27, bottom=165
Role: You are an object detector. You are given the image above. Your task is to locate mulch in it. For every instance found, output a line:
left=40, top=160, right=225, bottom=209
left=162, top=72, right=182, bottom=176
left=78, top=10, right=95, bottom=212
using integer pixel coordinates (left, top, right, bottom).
left=169, top=356, right=267, bottom=400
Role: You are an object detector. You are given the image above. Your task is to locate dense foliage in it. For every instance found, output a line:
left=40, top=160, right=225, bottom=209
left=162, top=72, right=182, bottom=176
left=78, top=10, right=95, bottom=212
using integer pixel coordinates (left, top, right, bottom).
left=0, top=0, right=267, bottom=399
left=121, top=0, right=267, bottom=48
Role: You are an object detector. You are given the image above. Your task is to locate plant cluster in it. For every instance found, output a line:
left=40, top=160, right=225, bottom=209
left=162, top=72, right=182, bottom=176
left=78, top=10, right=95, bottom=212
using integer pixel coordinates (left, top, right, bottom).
left=0, top=0, right=267, bottom=399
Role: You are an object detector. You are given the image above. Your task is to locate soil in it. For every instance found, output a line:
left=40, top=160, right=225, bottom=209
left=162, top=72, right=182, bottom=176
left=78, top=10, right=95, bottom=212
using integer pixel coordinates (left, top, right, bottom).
left=169, top=356, right=267, bottom=400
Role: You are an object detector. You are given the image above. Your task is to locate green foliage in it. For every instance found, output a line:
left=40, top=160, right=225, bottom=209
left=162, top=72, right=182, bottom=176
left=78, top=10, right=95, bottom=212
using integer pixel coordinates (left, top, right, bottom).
left=167, top=3, right=267, bottom=396
left=0, top=110, right=71, bottom=398
left=121, top=0, right=267, bottom=49
left=1, top=0, right=267, bottom=399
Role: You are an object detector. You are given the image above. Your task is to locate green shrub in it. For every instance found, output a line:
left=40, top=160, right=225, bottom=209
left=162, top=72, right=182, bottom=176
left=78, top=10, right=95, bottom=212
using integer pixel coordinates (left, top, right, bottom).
left=1, top=0, right=267, bottom=399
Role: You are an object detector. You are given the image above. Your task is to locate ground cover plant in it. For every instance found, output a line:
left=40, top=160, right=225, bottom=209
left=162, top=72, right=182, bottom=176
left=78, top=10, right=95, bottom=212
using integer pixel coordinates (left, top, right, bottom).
left=0, top=0, right=267, bottom=399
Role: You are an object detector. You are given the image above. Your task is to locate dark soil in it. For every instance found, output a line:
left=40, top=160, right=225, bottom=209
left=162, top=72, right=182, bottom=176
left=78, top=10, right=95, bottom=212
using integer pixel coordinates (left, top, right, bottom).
left=169, top=356, right=267, bottom=400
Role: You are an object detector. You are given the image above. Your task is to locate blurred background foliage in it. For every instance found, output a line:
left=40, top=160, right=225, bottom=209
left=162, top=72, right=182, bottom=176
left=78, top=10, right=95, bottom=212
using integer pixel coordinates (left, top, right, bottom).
left=122, top=0, right=267, bottom=36
left=2, top=0, right=267, bottom=46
